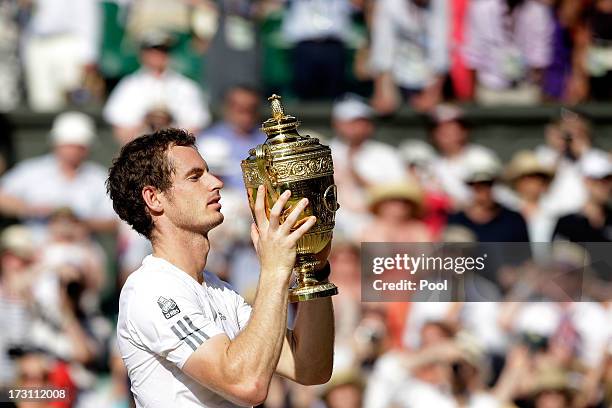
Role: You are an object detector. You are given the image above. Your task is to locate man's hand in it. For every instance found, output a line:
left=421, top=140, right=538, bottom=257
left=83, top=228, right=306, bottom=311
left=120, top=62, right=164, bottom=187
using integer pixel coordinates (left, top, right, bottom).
left=250, top=185, right=317, bottom=283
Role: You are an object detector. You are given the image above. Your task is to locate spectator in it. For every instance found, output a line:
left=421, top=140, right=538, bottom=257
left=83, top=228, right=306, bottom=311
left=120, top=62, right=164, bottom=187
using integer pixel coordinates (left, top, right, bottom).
left=103, top=31, right=211, bottom=145
left=447, top=154, right=530, bottom=242
left=463, top=0, right=554, bottom=106
left=0, top=225, right=36, bottom=386
left=0, top=112, right=117, bottom=238
left=282, top=0, right=353, bottom=100
left=330, top=95, right=406, bottom=236
left=428, top=105, right=498, bottom=208
left=21, top=0, right=100, bottom=112
left=553, top=151, right=612, bottom=242
left=536, top=110, right=609, bottom=215
left=359, top=181, right=432, bottom=242
left=398, top=140, right=451, bottom=239
left=502, top=150, right=558, bottom=254
left=196, top=85, right=266, bottom=190
left=369, top=0, right=448, bottom=114
left=321, top=370, right=364, bottom=408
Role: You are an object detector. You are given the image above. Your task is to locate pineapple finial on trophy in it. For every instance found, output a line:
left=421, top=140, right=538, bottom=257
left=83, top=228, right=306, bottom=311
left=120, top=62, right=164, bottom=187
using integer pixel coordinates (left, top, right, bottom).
left=261, top=94, right=301, bottom=140
left=268, top=94, right=284, bottom=121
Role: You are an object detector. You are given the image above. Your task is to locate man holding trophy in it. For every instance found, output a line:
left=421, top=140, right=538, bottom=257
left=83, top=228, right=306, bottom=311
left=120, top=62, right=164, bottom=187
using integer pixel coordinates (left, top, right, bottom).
left=109, top=95, right=337, bottom=407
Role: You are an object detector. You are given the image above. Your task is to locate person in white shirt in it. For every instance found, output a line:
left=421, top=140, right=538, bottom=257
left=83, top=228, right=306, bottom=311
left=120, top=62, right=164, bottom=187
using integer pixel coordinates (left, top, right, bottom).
left=103, top=31, right=211, bottom=145
left=427, top=105, right=499, bottom=208
left=107, top=128, right=334, bottom=407
left=369, top=0, right=449, bottom=114
left=0, top=111, right=117, bottom=236
left=22, top=0, right=100, bottom=112
left=330, top=95, right=407, bottom=237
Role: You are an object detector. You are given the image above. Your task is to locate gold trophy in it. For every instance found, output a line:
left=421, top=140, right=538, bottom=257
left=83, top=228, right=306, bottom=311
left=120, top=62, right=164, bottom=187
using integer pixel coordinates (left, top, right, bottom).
left=241, top=95, right=339, bottom=302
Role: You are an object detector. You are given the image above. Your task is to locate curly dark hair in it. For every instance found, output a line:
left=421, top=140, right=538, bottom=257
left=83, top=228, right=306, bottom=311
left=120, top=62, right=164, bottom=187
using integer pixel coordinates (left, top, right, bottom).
left=106, top=128, right=196, bottom=238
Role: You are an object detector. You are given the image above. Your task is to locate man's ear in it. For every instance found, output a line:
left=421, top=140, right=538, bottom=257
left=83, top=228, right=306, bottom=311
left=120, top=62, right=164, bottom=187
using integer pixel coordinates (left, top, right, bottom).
left=142, top=186, right=164, bottom=215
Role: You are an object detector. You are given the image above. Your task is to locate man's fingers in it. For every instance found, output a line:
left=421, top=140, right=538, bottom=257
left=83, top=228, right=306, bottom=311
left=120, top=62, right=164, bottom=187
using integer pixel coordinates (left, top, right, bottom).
left=254, top=185, right=268, bottom=229
left=288, top=216, right=317, bottom=242
left=280, top=197, right=309, bottom=233
left=269, top=190, right=291, bottom=230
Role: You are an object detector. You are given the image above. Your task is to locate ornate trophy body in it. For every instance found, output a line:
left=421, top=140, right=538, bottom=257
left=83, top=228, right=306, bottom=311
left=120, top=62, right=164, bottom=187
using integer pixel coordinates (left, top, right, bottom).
left=241, top=95, right=339, bottom=302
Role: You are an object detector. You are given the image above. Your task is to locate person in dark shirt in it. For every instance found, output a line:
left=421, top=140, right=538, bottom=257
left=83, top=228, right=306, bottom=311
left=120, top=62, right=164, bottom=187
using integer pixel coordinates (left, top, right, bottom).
left=447, top=154, right=531, bottom=285
left=553, top=151, right=612, bottom=242
left=447, top=156, right=530, bottom=243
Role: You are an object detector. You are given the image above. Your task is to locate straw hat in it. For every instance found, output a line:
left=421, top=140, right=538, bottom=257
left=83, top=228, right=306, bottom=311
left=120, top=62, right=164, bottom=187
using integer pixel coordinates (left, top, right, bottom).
left=0, top=225, right=35, bottom=259
left=367, top=181, right=424, bottom=216
left=529, top=367, right=576, bottom=397
left=504, top=150, right=555, bottom=185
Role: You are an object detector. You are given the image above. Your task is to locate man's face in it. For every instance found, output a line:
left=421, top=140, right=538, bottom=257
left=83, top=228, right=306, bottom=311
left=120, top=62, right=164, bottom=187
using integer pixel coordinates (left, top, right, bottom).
left=140, top=48, right=170, bottom=72
left=225, top=89, right=260, bottom=134
left=333, top=118, right=374, bottom=145
left=54, top=144, right=88, bottom=168
left=431, top=121, right=467, bottom=156
left=468, top=181, right=495, bottom=205
left=160, top=146, right=224, bottom=234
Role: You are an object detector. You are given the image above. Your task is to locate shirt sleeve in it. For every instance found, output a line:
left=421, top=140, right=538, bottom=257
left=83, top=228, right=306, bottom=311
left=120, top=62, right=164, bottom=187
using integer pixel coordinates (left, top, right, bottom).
left=127, top=286, right=225, bottom=369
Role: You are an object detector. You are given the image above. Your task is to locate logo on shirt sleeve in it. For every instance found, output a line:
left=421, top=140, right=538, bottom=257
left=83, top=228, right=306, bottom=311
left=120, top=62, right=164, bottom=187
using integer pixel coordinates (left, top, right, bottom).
left=157, top=296, right=181, bottom=319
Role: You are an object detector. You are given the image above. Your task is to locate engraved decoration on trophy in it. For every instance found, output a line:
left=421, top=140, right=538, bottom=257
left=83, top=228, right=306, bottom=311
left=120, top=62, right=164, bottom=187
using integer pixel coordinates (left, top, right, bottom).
left=241, top=95, right=339, bottom=302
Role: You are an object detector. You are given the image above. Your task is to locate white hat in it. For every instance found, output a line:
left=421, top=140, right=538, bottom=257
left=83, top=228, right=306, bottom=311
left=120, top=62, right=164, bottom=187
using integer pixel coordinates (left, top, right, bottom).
left=463, top=150, right=502, bottom=183
left=332, top=95, right=374, bottom=122
left=398, top=139, right=437, bottom=165
left=50, top=112, right=95, bottom=146
left=198, top=137, right=233, bottom=177
left=581, top=150, right=612, bottom=179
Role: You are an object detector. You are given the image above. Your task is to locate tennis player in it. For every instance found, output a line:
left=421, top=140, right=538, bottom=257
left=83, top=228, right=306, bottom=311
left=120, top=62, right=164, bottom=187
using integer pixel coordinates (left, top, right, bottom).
left=107, top=128, right=334, bottom=407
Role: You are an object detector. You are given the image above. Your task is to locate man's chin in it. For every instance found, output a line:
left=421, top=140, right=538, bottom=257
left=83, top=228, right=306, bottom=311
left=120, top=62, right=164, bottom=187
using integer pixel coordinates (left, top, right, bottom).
left=208, top=213, right=225, bottom=230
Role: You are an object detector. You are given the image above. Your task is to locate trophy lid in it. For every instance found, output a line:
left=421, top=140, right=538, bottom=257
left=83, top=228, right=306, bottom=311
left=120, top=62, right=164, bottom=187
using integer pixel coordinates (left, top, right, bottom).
left=261, top=95, right=303, bottom=142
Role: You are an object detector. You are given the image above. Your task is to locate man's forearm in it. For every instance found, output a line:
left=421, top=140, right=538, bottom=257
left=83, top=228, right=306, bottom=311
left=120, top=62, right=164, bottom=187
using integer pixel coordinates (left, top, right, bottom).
left=223, top=272, right=290, bottom=398
left=291, top=297, right=335, bottom=384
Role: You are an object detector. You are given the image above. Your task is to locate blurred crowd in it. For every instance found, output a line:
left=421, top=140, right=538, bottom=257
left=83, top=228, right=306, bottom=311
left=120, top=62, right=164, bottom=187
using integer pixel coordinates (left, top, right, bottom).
left=2, top=0, right=612, bottom=115
left=0, top=0, right=611, bottom=408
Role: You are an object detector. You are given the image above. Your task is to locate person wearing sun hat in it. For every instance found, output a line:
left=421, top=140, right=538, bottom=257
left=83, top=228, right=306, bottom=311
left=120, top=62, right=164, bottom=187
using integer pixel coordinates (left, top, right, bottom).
left=358, top=179, right=431, bottom=242
left=502, top=150, right=559, bottom=255
left=447, top=151, right=530, bottom=243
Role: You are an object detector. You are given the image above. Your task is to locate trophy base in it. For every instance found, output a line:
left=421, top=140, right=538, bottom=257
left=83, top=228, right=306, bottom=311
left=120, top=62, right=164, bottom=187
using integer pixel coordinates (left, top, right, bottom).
left=289, top=282, right=338, bottom=303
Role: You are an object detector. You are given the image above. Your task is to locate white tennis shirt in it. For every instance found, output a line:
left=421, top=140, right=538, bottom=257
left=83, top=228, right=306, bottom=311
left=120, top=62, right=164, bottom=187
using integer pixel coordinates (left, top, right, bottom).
left=117, top=255, right=252, bottom=407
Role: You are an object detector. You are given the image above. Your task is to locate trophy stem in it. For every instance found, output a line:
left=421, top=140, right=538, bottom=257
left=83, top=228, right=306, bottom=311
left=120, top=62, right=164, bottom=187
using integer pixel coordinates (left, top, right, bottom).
left=289, top=254, right=338, bottom=303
